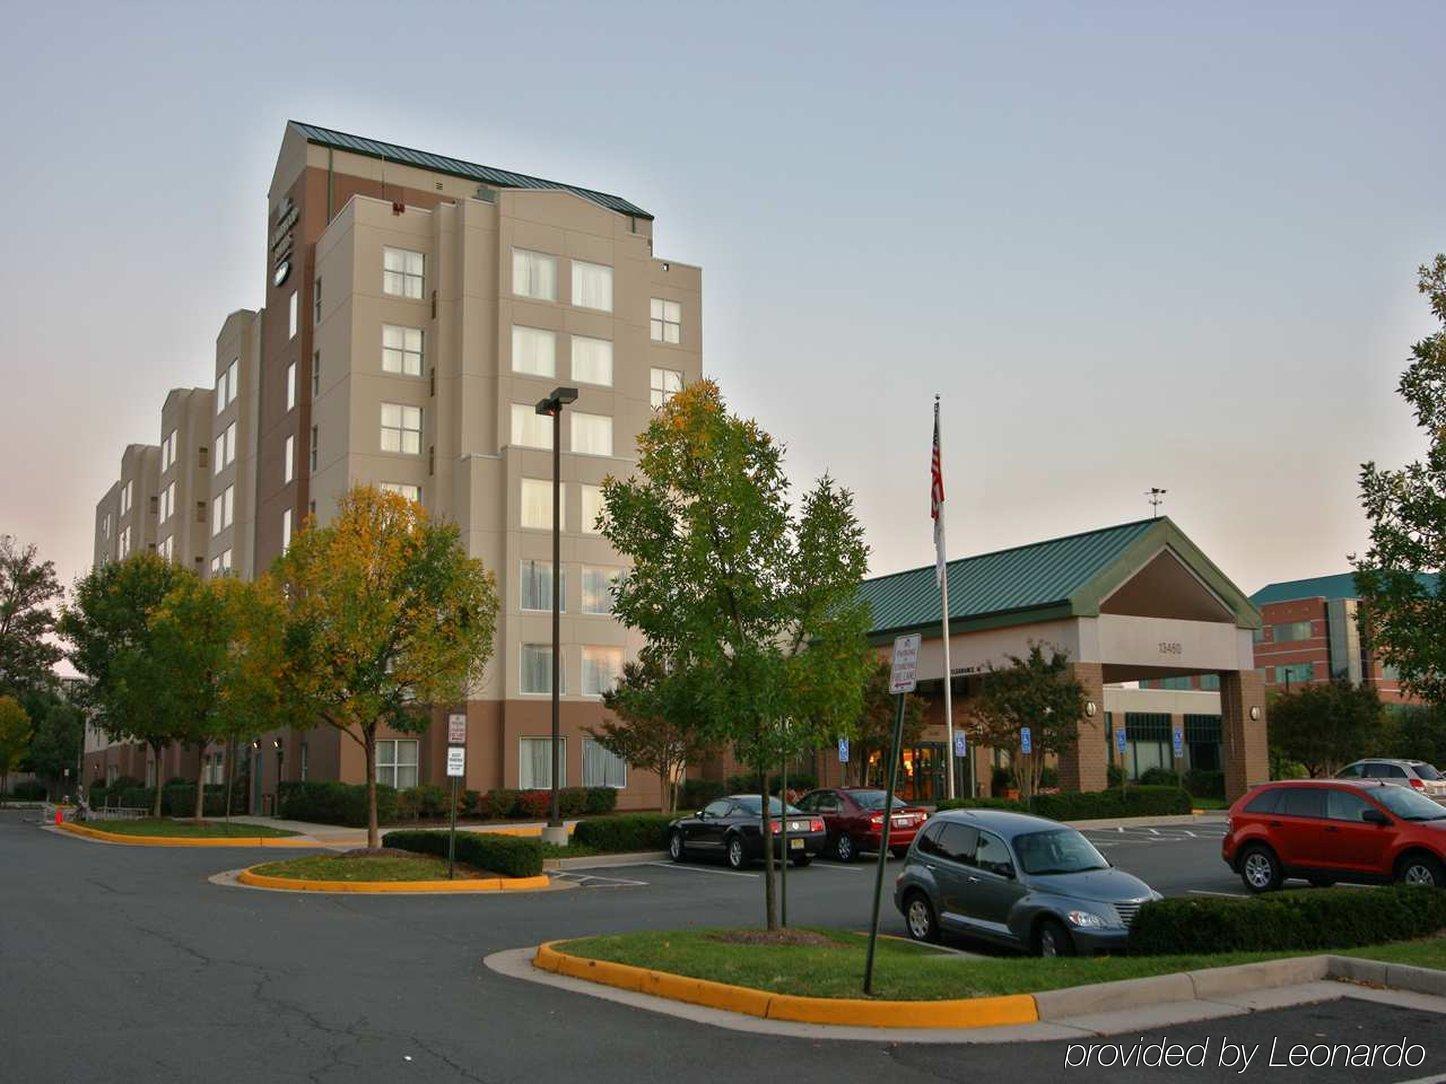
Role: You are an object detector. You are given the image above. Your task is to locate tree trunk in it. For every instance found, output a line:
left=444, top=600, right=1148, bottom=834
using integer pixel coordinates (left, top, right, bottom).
left=365, top=726, right=379, bottom=850
left=193, top=744, right=206, bottom=820
left=224, top=739, right=235, bottom=826
left=759, top=767, right=777, bottom=930
left=150, top=742, right=164, bottom=818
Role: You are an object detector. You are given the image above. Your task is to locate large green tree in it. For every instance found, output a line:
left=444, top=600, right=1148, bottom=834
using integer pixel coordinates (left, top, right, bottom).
left=1355, top=254, right=1446, bottom=704
left=0, top=535, right=63, bottom=696
left=965, top=644, right=1086, bottom=801
left=274, top=486, right=499, bottom=848
left=0, top=695, right=30, bottom=795
left=593, top=658, right=713, bottom=813
left=602, top=380, right=872, bottom=929
left=1268, top=680, right=1385, bottom=778
left=20, top=689, right=83, bottom=795
left=59, top=554, right=188, bottom=816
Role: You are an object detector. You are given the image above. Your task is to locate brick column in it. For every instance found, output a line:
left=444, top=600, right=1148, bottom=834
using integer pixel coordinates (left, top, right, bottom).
left=1220, top=669, right=1268, bottom=802
left=1059, top=662, right=1109, bottom=792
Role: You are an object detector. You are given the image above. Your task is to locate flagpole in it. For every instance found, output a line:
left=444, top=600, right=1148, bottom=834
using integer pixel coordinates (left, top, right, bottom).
left=935, top=396, right=957, bottom=801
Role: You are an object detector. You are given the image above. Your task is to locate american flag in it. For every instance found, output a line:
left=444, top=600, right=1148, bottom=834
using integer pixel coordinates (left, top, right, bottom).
left=932, top=398, right=946, bottom=586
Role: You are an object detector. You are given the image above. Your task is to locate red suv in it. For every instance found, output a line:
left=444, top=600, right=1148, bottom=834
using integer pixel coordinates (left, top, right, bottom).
left=1223, top=779, right=1446, bottom=893
left=794, top=788, right=929, bottom=862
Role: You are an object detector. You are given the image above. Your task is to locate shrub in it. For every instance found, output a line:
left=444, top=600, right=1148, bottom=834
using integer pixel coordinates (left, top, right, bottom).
left=935, top=795, right=1030, bottom=813
left=463, top=790, right=482, bottom=816
left=117, top=786, right=156, bottom=810
left=481, top=788, right=519, bottom=819
left=517, top=789, right=551, bottom=819
left=936, top=786, right=1192, bottom=820
left=679, top=779, right=727, bottom=810
left=571, top=812, right=676, bottom=853
left=1131, top=886, right=1446, bottom=955
left=583, top=787, right=618, bottom=815
left=990, top=767, right=1015, bottom=796
left=6, top=780, right=47, bottom=801
left=1184, top=769, right=1225, bottom=798
left=277, top=781, right=398, bottom=827
left=726, top=772, right=765, bottom=794
left=1138, top=767, right=1179, bottom=786
left=558, top=787, right=588, bottom=817
left=160, top=783, right=247, bottom=817
left=1039, top=765, right=1059, bottom=789
left=382, top=829, right=543, bottom=878
left=1107, top=763, right=1125, bottom=788
left=412, top=784, right=450, bottom=819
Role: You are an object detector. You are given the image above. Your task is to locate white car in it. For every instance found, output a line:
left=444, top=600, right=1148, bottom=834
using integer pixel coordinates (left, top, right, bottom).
left=1336, top=759, right=1446, bottom=800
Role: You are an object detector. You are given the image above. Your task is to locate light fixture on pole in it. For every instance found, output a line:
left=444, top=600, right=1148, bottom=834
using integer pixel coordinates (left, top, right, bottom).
left=536, top=386, right=578, bottom=847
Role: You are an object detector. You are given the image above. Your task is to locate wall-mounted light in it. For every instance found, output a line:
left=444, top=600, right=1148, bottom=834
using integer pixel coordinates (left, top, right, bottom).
left=1249, top=706, right=1261, bottom=721
left=1085, top=701, right=1098, bottom=717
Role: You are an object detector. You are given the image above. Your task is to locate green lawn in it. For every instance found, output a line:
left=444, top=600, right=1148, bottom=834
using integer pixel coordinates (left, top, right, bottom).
left=559, top=927, right=1446, bottom=1001
left=251, top=853, right=458, bottom=881
left=1189, top=796, right=1229, bottom=810
left=91, top=818, right=299, bottom=838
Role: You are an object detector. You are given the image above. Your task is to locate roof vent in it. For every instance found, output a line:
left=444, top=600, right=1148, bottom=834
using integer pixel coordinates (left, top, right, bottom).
left=474, top=185, right=497, bottom=204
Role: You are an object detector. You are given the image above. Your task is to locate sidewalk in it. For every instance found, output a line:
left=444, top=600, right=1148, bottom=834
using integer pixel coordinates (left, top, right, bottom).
left=223, top=814, right=582, bottom=849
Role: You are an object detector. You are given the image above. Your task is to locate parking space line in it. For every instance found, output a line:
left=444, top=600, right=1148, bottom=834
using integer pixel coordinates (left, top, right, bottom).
left=804, top=862, right=867, bottom=872
left=644, top=862, right=757, bottom=879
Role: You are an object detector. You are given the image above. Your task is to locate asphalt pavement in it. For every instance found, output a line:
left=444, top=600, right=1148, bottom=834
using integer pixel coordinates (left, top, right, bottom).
left=3, top=809, right=1442, bottom=1083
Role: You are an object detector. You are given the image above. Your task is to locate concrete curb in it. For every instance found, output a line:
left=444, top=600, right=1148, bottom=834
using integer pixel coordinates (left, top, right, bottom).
left=1032, top=956, right=1331, bottom=1020
left=57, top=821, right=319, bottom=848
left=236, top=866, right=553, bottom=894
left=544, top=851, right=667, bottom=871
left=1327, top=955, right=1446, bottom=999
left=1060, top=813, right=1225, bottom=830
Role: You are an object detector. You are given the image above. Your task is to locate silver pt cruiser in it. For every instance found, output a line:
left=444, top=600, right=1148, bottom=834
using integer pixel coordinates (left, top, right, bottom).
left=894, top=808, right=1161, bottom=956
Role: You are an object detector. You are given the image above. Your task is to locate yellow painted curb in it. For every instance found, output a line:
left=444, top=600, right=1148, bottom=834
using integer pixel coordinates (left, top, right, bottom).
left=533, top=941, right=1039, bottom=1029
left=236, top=867, right=552, bottom=893
left=58, top=821, right=317, bottom=847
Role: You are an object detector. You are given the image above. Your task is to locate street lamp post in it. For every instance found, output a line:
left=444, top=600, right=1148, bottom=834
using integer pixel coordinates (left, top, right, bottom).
left=536, top=386, right=578, bottom=847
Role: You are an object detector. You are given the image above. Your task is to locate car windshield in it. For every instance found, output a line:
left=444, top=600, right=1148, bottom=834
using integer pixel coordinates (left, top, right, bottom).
left=850, top=791, right=908, bottom=811
left=1373, top=785, right=1446, bottom=820
left=1013, top=829, right=1110, bottom=875
left=732, top=796, right=802, bottom=816
left=1411, top=762, right=1443, bottom=781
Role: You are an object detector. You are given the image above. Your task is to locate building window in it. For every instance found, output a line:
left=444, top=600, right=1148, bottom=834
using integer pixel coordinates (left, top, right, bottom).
left=650, top=368, right=684, bottom=409
left=120, top=480, right=132, bottom=516
left=379, top=482, right=421, bottom=503
left=288, top=291, right=299, bottom=339
left=383, top=247, right=425, bottom=299
left=214, top=421, right=235, bottom=475
left=571, top=412, right=613, bottom=457
left=284, top=435, right=295, bottom=484
left=376, top=739, right=419, bottom=789
left=210, top=549, right=232, bottom=576
left=520, top=560, right=564, bottom=612
left=382, top=325, right=424, bottom=376
left=202, top=751, right=225, bottom=786
left=510, top=403, right=554, bottom=449
left=1273, top=621, right=1314, bottom=643
left=571, top=261, right=613, bottom=312
left=381, top=403, right=422, bottom=455
left=313, top=278, right=321, bottom=324
left=512, top=249, right=557, bottom=301
left=571, top=336, right=613, bottom=386
left=519, top=736, right=564, bottom=788
left=583, top=737, right=627, bottom=788
left=1274, top=662, right=1315, bottom=686
left=520, top=478, right=561, bottom=530
left=159, top=481, right=175, bottom=523
left=161, top=429, right=177, bottom=473
left=581, top=646, right=622, bottom=697
left=650, top=298, right=681, bottom=343
left=580, top=484, right=604, bottom=535
left=158, top=535, right=173, bottom=562
left=520, top=645, right=563, bottom=697
left=119, top=526, right=131, bottom=558
left=217, top=358, right=239, bottom=413
left=511, top=326, right=556, bottom=377
left=310, top=425, right=319, bottom=472
left=286, top=362, right=297, bottom=411
left=581, top=566, right=618, bottom=615
left=299, top=741, right=309, bottom=781
left=312, top=351, right=321, bottom=396
left=281, top=508, right=292, bottom=551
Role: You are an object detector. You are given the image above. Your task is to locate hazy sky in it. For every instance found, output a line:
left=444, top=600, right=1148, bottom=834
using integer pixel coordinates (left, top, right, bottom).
left=2, top=1, right=1441, bottom=597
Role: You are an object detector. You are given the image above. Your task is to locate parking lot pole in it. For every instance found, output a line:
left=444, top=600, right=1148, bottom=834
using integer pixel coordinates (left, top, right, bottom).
left=447, top=775, right=458, bottom=880
left=863, top=692, right=907, bottom=995
left=780, top=757, right=788, bottom=927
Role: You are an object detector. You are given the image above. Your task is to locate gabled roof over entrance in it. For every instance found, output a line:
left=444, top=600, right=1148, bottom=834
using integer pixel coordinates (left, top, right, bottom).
left=860, top=517, right=1259, bottom=640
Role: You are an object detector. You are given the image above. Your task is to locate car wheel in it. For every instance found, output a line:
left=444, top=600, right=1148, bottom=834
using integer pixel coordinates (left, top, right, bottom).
left=1239, top=845, right=1283, bottom=893
left=791, top=855, right=812, bottom=868
left=1397, top=853, right=1445, bottom=888
left=890, top=846, right=910, bottom=859
left=903, top=891, right=938, bottom=943
left=725, top=835, right=747, bottom=870
left=1035, top=918, right=1075, bottom=958
left=668, top=830, right=685, bottom=863
left=834, top=834, right=857, bottom=862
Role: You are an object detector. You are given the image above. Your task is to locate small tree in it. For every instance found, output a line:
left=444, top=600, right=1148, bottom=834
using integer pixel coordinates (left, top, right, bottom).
left=593, top=658, right=712, bottom=812
left=0, top=695, right=30, bottom=795
left=1268, top=680, right=1385, bottom=778
left=849, top=656, right=926, bottom=787
left=1354, top=255, right=1446, bottom=704
left=0, top=535, right=63, bottom=697
left=602, top=381, right=872, bottom=929
left=60, top=554, right=189, bottom=816
left=275, top=487, right=499, bottom=848
left=966, top=644, right=1086, bottom=801
left=1385, top=703, right=1446, bottom=768
left=21, top=689, right=83, bottom=796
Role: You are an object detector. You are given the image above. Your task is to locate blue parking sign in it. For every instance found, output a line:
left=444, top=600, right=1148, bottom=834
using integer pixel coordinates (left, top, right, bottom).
left=1020, top=727, right=1032, bottom=755
left=1115, top=727, right=1127, bottom=754
left=953, top=731, right=967, bottom=757
left=1172, top=729, right=1185, bottom=758
left=838, top=737, right=849, bottom=764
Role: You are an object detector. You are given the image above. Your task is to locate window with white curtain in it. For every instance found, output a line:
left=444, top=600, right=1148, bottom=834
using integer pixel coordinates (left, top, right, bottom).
left=286, top=362, right=297, bottom=410
left=520, top=645, right=563, bottom=696
left=379, top=482, right=421, bottom=503
left=284, top=435, right=294, bottom=484
left=583, top=737, right=627, bottom=788
left=519, top=736, right=564, bottom=789
left=512, top=249, right=557, bottom=301
left=288, top=291, right=299, bottom=339
left=382, top=325, right=424, bottom=376
left=571, top=412, right=613, bottom=456
left=520, top=560, right=564, bottom=612
left=511, top=325, right=556, bottom=377
left=650, top=368, right=684, bottom=409
left=580, top=484, right=605, bottom=535
left=581, top=566, right=619, bottom=615
left=376, top=739, right=420, bottom=789
left=281, top=508, right=292, bottom=551
left=212, top=484, right=234, bottom=536
left=158, top=535, right=172, bottom=562
left=381, top=403, right=422, bottom=454
left=383, top=247, right=425, bottom=299
left=650, top=298, right=681, bottom=343
left=210, top=549, right=232, bottom=576
left=214, top=421, right=236, bottom=475
left=581, top=646, right=622, bottom=698
left=121, top=480, right=132, bottom=515
left=161, top=430, right=177, bottom=472
left=510, top=403, right=554, bottom=449
left=119, top=526, right=131, bottom=558
left=571, top=336, right=613, bottom=386
left=520, top=478, right=561, bottom=530
left=571, top=261, right=613, bottom=312
left=159, top=481, right=175, bottom=523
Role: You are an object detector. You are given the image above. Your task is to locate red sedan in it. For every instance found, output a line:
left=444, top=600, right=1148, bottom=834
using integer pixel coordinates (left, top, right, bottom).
left=794, top=788, right=930, bottom=862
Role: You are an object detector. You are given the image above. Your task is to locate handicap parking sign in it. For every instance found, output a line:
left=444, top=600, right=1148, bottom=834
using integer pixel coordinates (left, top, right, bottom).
left=1020, top=727, right=1032, bottom=755
left=1115, top=727, right=1127, bottom=754
left=953, top=731, right=967, bottom=757
left=1172, top=729, right=1185, bottom=758
left=838, top=737, right=849, bottom=764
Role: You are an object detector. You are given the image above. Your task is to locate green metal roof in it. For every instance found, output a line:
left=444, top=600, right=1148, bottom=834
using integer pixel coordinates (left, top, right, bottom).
left=860, top=516, right=1259, bottom=639
left=1250, top=571, right=1439, bottom=606
left=292, top=121, right=654, bottom=220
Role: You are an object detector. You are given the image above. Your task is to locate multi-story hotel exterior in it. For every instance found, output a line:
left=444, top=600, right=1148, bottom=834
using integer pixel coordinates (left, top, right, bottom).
left=86, top=122, right=701, bottom=811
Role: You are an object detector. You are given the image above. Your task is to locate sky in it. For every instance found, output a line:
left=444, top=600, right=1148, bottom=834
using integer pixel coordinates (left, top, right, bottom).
left=1, top=1, right=1442, bottom=597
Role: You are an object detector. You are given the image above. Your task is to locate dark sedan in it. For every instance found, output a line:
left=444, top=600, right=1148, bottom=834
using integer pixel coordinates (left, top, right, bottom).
left=795, top=787, right=930, bottom=862
left=668, top=795, right=828, bottom=869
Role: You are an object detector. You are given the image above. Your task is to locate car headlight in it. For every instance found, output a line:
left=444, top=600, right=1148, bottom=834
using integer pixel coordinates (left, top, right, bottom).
left=1066, top=910, right=1107, bottom=929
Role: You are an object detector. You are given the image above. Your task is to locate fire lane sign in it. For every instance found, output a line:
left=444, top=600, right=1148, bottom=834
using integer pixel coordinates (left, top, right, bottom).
left=446, top=746, right=465, bottom=778
left=889, top=634, right=921, bottom=694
